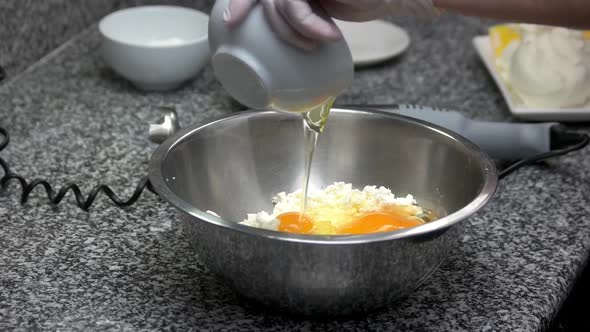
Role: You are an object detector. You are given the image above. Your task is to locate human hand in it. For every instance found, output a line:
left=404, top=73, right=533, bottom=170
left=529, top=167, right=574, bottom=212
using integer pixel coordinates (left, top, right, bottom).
left=223, top=0, right=440, bottom=49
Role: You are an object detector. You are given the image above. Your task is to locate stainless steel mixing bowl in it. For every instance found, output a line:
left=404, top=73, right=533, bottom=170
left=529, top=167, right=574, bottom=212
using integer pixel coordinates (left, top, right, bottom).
left=148, top=108, right=498, bottom=316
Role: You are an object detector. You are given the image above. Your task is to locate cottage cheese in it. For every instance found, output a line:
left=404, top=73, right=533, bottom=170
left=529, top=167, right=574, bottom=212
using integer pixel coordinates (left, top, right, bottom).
left=239, top=182, right=423, bottom=234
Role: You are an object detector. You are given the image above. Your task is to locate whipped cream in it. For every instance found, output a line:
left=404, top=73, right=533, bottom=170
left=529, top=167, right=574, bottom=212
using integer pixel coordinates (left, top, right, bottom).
left=498, top=25, right=590, bottom=108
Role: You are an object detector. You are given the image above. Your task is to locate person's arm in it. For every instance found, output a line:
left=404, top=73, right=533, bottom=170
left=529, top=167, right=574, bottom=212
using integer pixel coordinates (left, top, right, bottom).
left=434, top=0, right=590, bottom=29
left=224, top=0, right=590, bottom=50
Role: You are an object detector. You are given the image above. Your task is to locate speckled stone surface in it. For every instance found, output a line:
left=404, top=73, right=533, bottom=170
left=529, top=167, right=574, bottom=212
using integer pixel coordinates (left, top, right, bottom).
left=0, top=0, right=214, bottom=83
left=1, top=13, right=590, bottom=332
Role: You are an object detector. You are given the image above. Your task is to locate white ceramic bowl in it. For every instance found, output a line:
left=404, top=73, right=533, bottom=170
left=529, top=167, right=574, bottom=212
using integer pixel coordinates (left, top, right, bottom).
left=99, top=5, right=209, bottom=91
left=208, top=0, right=353, bottom=113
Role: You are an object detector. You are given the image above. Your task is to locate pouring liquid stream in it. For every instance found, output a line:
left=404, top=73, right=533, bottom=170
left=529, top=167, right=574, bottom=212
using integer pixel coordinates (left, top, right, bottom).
left=299, top=97, right=335, bottom=222
left=277, top=98, right=440, bottom=235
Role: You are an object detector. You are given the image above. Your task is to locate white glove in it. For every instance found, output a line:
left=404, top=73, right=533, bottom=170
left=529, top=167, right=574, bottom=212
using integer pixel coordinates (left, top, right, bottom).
left=224, top=0, right=340, bottom=50
left=223, top=0, right=440, bottom=49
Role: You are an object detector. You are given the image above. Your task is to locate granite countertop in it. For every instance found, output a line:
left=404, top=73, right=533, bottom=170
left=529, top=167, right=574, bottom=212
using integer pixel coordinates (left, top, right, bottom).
left=0, top=0, right=213, bottom=81
left=1, top=14, right=590, bottom=332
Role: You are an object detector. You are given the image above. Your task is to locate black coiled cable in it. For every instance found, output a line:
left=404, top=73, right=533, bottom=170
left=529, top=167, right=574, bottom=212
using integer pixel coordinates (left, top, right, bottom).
left=0, top=64, right=155, bottom=211
left=0, top=126, right=154, bottom=210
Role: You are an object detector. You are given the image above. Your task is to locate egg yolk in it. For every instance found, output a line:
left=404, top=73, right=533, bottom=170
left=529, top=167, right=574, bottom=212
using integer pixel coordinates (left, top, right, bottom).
left=277, top=212, right=314, bottom=234
left=337, top=213, right=424, bottom=235
left=277, top=210, right=425, bottom=235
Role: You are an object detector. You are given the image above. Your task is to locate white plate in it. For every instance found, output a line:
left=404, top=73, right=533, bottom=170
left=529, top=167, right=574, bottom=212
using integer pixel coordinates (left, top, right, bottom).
left=335, top=20, right=410, bottom=67
left=473, top=35, right=590, bottom=122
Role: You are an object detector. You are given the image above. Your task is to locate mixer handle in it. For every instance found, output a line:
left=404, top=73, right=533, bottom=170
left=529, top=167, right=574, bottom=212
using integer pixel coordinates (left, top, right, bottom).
left=336, top=103, right=590, bottom=179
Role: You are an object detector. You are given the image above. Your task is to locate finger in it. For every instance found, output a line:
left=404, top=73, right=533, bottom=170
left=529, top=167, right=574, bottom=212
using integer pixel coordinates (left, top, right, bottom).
left=261, top=0, right=318, bottom=50
left=275, top=0, right=341, bottom=41
left=224, top=0, right=258, bottom=28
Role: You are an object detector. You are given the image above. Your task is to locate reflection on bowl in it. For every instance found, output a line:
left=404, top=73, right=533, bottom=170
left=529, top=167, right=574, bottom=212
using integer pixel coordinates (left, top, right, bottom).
left=99, top=5, right=209, bottom=91
left=148, top=108, right=498, bottom=316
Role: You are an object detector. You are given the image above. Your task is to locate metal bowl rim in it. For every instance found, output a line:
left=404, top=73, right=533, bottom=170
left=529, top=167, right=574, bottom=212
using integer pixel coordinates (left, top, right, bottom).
left=148, top=108, right=498, bottom=244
